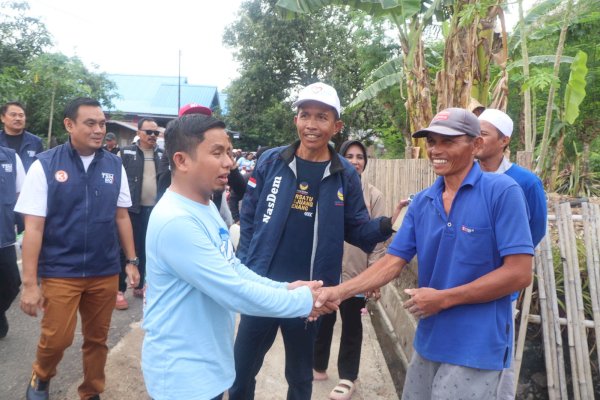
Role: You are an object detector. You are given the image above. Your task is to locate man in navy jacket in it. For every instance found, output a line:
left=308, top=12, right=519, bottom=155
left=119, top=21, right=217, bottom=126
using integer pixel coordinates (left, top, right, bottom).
left=230, top=83, right=396, bottom=400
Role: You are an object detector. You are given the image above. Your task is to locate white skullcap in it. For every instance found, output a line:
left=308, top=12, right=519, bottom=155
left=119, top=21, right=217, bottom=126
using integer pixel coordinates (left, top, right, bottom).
left=478, top=109, right=513, bottom=137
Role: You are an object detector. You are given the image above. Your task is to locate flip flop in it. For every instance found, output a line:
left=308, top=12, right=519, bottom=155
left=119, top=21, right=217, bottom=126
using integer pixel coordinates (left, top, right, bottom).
left=329, top=379, right=355, bottom=400
left=313, top=369, right=329, bottom=381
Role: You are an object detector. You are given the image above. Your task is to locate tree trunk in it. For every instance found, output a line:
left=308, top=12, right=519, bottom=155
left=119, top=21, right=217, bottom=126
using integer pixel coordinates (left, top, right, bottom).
left=436, top=0, right=479, bottom=111
left=400, top=18, right=433, bottom=158
left=549, top=129, right=566, bottom=192
left=535, top=0, right=574, bottom=175
left=518, top=0, right=534, bottom=152
left=47, top=83, right=56, bottom=149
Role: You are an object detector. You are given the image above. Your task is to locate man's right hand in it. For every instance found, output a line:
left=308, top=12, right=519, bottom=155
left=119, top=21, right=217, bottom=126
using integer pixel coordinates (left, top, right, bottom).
left=308, top=286, right=341, bottom=321
left=20, top=284, right=44, bottom=317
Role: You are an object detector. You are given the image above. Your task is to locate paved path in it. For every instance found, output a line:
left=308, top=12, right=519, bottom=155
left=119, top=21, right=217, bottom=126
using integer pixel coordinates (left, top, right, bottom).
left=70, top=312, right=399, bottom=399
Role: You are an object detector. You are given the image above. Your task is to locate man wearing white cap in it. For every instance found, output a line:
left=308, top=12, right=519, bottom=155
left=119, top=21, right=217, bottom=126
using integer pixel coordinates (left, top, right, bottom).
left=476, top=108, right=547, bottom=399
left=229, top=82, right=398, bottom=400
left=476, top=109, right=546, bottom=247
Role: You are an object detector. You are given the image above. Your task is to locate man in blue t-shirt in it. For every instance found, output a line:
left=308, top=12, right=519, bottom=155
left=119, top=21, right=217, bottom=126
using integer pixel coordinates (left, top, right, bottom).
left=476, top=108, right=547, bottom=247
left=315, top=108, right=535, bottom=399
left=476, top=108, right=547, bottom=399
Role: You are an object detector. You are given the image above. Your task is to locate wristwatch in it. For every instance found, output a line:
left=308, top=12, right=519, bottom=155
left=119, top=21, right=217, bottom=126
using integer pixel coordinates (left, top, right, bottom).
left=126, top=257, right=140, bottom=266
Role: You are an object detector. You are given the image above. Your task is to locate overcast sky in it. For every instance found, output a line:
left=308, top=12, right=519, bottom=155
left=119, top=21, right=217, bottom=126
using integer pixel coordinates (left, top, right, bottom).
left=25, top=0, right=527, bottom=93
left=28, top=0, right=244, bottom=90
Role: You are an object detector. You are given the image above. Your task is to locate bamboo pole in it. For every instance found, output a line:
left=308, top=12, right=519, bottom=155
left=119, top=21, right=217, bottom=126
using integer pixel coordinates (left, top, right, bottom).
left=565, top=202, right=594, bottom=397
left=548, top=230, right=570, bottom=400
left=557, top=202, right=594, bottom=399
left=527, top=314, right=596, bottom=329
left=582, top=203, right=600, bottom=370
left=537, top=231, right=563, bottom=399
left=513, top=259, right=533, bottom=390
left=556, top=202, right=582, bottom=399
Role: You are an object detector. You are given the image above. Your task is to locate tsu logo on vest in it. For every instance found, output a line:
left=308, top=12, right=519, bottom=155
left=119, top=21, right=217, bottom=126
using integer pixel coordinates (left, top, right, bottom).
left=55, top=170, right=68, bottom=182
left=1, top=163, right=13, bottom=173
left=102, top=172, right=115, bottom=184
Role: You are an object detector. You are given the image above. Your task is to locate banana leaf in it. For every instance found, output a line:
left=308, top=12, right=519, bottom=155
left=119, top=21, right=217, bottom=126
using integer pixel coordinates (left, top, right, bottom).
left=564, top=50, right=588, bottom=125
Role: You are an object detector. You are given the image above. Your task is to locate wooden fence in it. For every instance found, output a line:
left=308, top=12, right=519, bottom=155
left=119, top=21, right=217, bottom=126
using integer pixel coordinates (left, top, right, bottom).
left=362, top=158, right=600, bottom=399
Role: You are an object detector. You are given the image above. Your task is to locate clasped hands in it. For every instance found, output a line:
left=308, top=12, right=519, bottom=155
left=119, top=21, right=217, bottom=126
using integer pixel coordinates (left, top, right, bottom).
left=287, top=280, right=381, bottom=321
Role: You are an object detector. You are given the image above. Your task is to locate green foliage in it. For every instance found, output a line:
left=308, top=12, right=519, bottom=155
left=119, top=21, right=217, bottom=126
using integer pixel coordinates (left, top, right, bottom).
left=554, top=141, right=600, bottom=197
left=275, top=0, right=422, bottom=20
left=223, top=0, right=398, bottom=149
left=564, top=50, right=588, bottom=125
left=521, top=67, right=560, bottom=93
left=20, top=53, right=117, bottom=143
left=0, top=1, right=52, bottom=71
left=455, top=0, right=496, bottom=29
left=0, top=2, right=117, bottom=146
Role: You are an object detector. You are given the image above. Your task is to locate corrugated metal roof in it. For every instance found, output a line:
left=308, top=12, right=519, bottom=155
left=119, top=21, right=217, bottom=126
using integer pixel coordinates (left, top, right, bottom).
left=107, top=74, right=224, bottom=116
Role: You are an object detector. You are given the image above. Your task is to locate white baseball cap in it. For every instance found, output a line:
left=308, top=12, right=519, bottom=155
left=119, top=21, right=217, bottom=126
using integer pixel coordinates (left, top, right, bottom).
left=292, top=82, right=341, bottom=117
left=478, top=109, right=513, bottom=137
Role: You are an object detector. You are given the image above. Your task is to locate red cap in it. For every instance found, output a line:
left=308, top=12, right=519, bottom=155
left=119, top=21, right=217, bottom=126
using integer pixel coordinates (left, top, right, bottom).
left=178, top=103, right=212, bottom=117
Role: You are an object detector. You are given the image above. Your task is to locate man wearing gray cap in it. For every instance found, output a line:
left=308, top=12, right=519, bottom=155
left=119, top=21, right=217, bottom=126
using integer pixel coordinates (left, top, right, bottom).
left=315, top=108, right=534, bottom=399
left=230, top=82, right=397, bottom=400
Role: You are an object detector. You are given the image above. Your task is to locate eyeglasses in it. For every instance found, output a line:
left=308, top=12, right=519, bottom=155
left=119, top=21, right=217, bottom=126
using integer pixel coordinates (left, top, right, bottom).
left=141, top=130, right=160, bottom=136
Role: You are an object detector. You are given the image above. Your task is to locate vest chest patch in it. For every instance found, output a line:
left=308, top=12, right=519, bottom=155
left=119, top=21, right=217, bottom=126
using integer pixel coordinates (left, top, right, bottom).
left=54, top=170, right=68, bottom=182
left=1, top=163, right=12, bottom=173
left=27, top=150, right=36, bottom=157
left=102, top=172, right=115, bottom=184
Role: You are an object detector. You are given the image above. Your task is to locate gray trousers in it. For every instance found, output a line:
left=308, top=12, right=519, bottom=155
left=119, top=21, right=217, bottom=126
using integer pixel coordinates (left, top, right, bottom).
left=401, top=352, right=502, bottom=400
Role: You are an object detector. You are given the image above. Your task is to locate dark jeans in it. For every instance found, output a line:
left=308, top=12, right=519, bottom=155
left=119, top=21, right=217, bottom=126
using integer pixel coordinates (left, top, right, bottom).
left=119, top=207, right=152, bottom=292
left=229, top=315, right=318, bottom=400
left=314, top=296, right=365, bottom=381
left=0, top=245, right=20, bottom=313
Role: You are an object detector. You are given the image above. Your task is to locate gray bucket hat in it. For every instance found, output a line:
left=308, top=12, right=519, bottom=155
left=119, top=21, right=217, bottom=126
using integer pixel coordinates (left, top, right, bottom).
left=412, top=108, right=480, bottom=138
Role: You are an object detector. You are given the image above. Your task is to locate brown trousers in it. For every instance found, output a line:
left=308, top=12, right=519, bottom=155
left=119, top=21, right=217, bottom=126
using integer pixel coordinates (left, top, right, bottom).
left=33, top=275, right=118, bottom=399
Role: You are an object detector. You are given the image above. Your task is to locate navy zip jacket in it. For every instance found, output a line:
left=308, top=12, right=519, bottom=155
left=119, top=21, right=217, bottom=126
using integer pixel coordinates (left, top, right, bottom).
left=238, top=141, right=392, bottom=287
left=0, top=130, right=44, bottom=171
left=36, top=141, right=123, bottom=278
left=0, top=146, right=17, bottom=247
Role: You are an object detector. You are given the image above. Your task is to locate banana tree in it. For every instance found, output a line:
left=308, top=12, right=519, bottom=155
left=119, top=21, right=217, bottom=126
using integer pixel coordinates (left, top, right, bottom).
left=276, top=0, right=436, bottom=157
left=437, top=0, right=499, bottom=111
left=534, top=0, right=574, bottom=175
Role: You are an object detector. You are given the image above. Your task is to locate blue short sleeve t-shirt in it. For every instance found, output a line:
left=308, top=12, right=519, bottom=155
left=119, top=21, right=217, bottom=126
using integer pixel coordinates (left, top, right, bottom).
left=388, top=162, right=534, bottom=370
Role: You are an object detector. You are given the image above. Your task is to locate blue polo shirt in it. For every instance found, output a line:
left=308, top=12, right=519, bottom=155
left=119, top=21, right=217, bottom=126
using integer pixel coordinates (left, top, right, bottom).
left=388, top=162, right=534, bottom=370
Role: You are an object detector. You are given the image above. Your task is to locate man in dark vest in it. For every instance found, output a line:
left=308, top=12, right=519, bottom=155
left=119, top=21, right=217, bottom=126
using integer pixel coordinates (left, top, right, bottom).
left=102, top=132, right=120, bottom=155
left=0, top=145, right=25, bottom=338
left=116, top=117, right=163, bottom=310
left=1, top=101, right=44, bottom=233
left=16, top=97, right=140, bottom=400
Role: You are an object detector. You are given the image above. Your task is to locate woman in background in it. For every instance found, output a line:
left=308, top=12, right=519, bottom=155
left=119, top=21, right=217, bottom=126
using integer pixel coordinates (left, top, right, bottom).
left=313, top=140, right=387, bottom=400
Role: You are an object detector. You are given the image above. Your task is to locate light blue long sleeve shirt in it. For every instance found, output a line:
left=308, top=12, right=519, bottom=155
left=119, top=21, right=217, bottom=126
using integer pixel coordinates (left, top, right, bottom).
left=142, top=190, right=313, bottom=400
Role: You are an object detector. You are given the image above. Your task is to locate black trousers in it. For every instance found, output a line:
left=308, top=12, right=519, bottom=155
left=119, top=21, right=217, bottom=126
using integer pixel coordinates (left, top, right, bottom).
left=313, top=296, right=365, bottom=381
left=119, top=207, right=152, bottom=292
left=0, top=245, right=20, bottom=313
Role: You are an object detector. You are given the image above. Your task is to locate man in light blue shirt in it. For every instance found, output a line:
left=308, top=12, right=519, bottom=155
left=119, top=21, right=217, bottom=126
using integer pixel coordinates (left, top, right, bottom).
left=142, top=115, right=320, bottom=400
